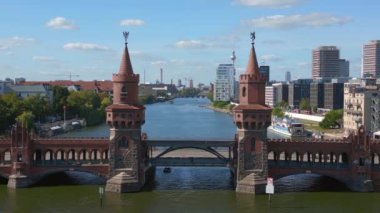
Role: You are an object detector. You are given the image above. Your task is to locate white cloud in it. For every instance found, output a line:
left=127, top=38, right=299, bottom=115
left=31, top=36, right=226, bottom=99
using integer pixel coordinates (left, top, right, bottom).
left=245, top=13, right=351, bottom=29
left=261, top=54, right=282, bottom=62
left=234, top=0, right=302, bottom=8
left=8, top=36, right=35, bottom=46
left=32, top=56, right=56, bottom=62
left=175, top=40, right=207, bottom=49
left=120, top=19, right=145, bottom=26
left=151, top=60, right=167, bottom=66
left=63, top=42, right=109, bottom=51
left=46, top=17, right=77, bottom=30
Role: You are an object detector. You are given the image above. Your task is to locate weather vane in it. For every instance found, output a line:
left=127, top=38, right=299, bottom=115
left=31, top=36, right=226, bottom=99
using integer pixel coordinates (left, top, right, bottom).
left=250, top=31, right=256, bottom=45
left=123, top=31, right=129, bottom=44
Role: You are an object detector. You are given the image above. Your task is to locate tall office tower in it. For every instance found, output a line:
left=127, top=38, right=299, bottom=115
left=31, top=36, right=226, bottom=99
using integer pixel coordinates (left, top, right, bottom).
left=189, top=79, right=193, bottom=88
left=285, top=71, right=291, bottom=82
left=178, top=79, right=182, bottom=87
left=363, top=40, right=380, bottom=78
left=312, top=46, right=340, bottom=79
left=339, top=59, right=350, bottom=77
left=259, top=65, right=270, bottom=83
left=214, top=64, right=235, bottom=101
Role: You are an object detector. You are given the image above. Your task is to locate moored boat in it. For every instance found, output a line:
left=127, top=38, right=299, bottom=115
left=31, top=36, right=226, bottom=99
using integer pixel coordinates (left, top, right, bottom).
left=268, top=116, right=307, bottom=138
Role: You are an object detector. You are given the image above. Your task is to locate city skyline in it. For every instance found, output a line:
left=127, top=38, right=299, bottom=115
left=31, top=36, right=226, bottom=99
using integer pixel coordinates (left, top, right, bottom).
left=0, top=0, right=379, bottom=84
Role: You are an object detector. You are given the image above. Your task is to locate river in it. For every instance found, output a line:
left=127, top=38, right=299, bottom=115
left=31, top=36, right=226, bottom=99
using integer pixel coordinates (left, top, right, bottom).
left=1, top=98, right=380, bottom=212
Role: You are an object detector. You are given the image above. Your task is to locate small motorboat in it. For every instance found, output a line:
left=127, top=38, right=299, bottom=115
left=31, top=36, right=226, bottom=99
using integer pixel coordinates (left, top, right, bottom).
left=163, top=167, right=171, bottom=173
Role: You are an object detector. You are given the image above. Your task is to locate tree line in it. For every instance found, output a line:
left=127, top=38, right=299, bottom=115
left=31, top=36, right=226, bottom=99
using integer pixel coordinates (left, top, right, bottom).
left=0, top=86, right=111, bottom=133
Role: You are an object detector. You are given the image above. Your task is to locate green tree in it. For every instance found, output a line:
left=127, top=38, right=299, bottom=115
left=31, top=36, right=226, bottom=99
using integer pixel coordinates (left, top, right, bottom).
left=52, top=86, right=69, bottom=114
left=16, top=111, right=35, bottom=131
left=66, top=90, right=103, bottom=126
left=100, top=95, right=112, bottom=109
left=319, top=109, right=343, bottom=129
left=299, top=98, right=311, bottom=111
left=276, top=100, right=288, bottom=109
left=23, top=94, right=50, bottom=122
left=139, top=95, right=155, bottom=105
left=0, top=93, right=23, bottom=130
left=272, top=107, right=285, bottom=118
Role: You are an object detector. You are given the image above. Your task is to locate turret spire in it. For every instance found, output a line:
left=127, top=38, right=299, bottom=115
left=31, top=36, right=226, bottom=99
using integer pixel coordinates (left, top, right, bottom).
left=118, top=31, right=134, bottom=76
left=246, top=32, right=260, bottom=75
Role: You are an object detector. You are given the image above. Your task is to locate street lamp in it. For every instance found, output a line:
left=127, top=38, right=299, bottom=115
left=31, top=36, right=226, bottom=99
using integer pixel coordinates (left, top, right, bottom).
left=99, top=186, right=104, bottom=208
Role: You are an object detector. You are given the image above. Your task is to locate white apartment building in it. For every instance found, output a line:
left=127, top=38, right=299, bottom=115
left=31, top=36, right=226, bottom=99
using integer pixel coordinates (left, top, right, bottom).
left=214, top=64, right=235, bottom=101
left=343, top=81, right=380, bottom=135
left=265, top=86, right=276, bottom=107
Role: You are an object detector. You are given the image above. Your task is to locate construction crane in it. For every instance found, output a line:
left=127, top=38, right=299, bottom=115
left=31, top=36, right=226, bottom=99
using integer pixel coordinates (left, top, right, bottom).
left=64, top=72, right=79, bottom=81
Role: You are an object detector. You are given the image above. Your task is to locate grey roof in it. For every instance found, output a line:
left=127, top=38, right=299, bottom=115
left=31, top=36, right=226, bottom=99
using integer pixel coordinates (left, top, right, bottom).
left=7, top=85, right=48, bottom=93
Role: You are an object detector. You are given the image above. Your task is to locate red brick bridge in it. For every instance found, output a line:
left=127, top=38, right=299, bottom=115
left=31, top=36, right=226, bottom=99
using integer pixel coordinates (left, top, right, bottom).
left=266, top=127, right=380, bottom=192
left=0, top=124, right=109, bottom=187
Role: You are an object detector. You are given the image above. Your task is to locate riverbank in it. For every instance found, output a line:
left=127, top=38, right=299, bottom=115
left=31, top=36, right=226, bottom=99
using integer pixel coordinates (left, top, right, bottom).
left=200, top=104, right=232, bottom=115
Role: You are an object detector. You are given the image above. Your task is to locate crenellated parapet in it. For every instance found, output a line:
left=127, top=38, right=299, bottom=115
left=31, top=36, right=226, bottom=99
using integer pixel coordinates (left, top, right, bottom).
left=112, top=73, right=139, bottom=83
left=239, top=73, right=266, bottom=82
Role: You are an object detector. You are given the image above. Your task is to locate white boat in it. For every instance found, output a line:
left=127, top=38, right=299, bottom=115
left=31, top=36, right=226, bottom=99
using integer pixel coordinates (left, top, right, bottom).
left=268, top=116, right=307, bottom=138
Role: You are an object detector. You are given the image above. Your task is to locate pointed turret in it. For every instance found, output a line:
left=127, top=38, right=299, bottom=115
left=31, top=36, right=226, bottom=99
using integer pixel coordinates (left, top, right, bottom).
left=245, top=35, right=260, bottom=76
left=111, top=32, right=139, bottom=105
left=118, top=32, right=134, bottom=76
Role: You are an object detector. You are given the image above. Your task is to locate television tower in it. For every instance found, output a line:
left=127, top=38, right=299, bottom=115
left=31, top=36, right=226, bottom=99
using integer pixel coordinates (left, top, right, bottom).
left=231, top=50, right=236, bottom=66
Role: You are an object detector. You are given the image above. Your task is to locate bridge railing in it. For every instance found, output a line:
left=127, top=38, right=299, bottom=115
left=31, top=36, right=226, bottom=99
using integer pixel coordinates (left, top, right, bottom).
left=268, top=160, right=350, bottom=169
left=32, top=159, right=109, bottom=166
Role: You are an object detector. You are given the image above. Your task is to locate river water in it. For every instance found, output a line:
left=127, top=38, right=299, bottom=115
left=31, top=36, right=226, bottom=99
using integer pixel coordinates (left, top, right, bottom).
left=1, top=98, right=380, bottom=212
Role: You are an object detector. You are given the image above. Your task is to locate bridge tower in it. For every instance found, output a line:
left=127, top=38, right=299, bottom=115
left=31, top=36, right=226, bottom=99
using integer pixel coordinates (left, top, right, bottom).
left=7, top=122, right=33, bottom=188
left=349, top=126, right=373, bottom=191
left=233, top=32, right=272, bottom=194
left=105, top=32, right=148, bottom=193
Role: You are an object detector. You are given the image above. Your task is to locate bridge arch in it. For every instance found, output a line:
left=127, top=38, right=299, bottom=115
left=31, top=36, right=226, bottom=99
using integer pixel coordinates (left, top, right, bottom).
left=31, top=168, right=107, bottom=186
left=154, top=146, right=226, bottom=159
left=272, top=173, right=350, bottom=191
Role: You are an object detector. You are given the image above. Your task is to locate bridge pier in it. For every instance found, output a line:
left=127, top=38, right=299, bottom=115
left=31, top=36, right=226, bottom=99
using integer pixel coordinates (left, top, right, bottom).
left=7, top=174, right=32, bottom=188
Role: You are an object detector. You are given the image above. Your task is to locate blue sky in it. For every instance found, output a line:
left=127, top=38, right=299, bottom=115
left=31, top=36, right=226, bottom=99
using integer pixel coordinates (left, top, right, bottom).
left=0, top=0, right=379, bottom=85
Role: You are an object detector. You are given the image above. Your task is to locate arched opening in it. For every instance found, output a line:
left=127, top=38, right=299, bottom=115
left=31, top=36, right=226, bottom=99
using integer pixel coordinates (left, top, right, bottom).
left=102, top=150, right=109, bottom=161
left=273, top=173, right=349, bottom=193
left=279, top=152, right=286, bottom=161
left=33, top=150, right=43, bottom=162
left=120, top=136, right=129, bottom=148
left=242, top=87, right=246, bottom=97
left=3, top=150, right=11, bottom=164
left=339, top=153, right=349, bottom=164
left=291, top=152, right=298, bottom=162
left=56, top=150, right=65, bottom=161
left=372, top=153, right=380, bottom=165
left=32, top=171, right=105, bottom=186
left=268, top=151, right=274, bottom=160
left=67, top=149, right=76, bottom=161
left=78, top=150, right=87, bottom=161
left=44, top=150, right=54, bottom=162
left=302, top=152, right=312, bottom=163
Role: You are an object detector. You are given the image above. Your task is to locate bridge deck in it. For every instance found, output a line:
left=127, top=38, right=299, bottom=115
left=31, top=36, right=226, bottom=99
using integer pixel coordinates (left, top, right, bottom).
left=145, top=139, right=235, bottom=147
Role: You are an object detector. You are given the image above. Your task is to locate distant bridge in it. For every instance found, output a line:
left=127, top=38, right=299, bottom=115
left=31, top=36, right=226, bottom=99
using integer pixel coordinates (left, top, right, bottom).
left=145, top=139, right=235, bottom=167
